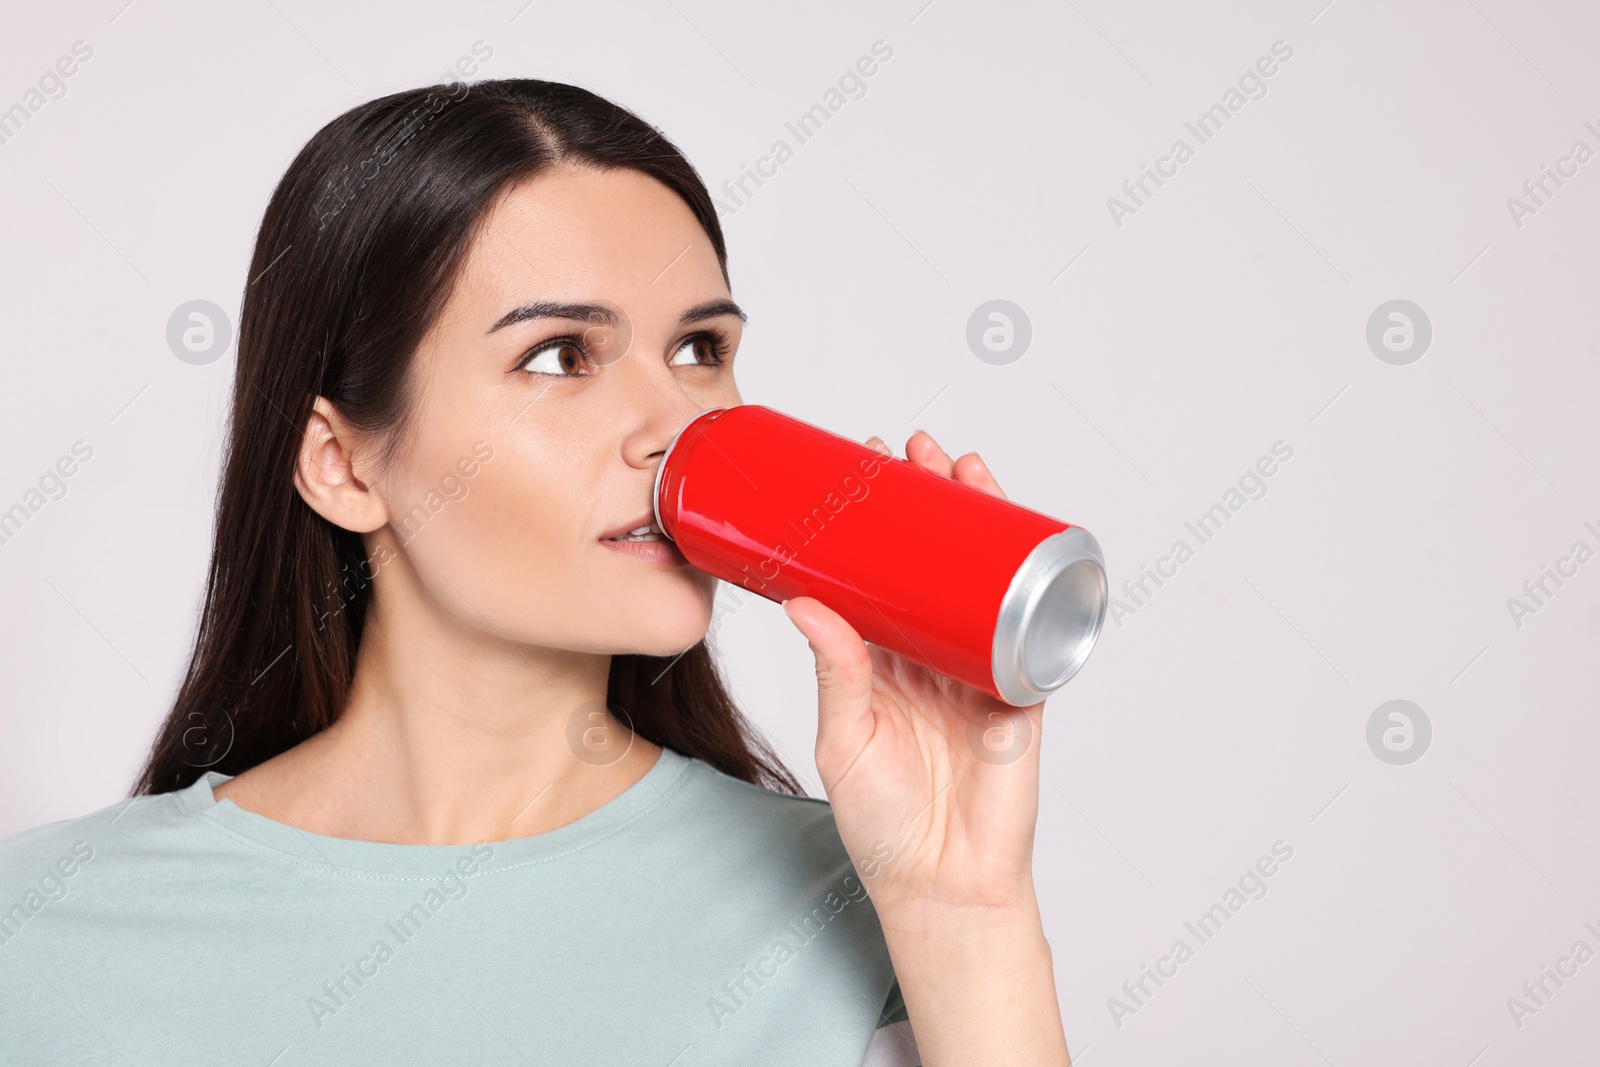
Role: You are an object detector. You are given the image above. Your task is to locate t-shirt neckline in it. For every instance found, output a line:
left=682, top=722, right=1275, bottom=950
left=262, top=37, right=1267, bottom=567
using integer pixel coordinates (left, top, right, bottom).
left=173, top=744, right=692, bottom=878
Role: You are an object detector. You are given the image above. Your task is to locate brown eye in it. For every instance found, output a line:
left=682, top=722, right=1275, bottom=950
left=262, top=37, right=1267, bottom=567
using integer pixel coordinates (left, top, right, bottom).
left=669, top=334, right=728, bottom=368
left=518, top=339, right=592, bottom=377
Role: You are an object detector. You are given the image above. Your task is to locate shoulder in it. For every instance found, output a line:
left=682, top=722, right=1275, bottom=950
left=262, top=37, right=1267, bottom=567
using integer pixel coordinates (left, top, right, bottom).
left=673, top=751, right=831, bottom=817
left=0, top=798, right=136, bottom=932
left=669, top=754, right=853, bottom=873
left=0, top=815, right=100, bottom=888
left=0, top=784, right=207, bottom=901
left=0, top=795, right=141, bottom=868
left=658, top=752, right=894, bottom=930
left=668, top=752, right=913, bottom=1023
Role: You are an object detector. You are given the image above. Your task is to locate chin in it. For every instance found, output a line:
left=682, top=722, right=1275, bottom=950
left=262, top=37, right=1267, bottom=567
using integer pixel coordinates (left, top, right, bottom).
left=620, top=588, right=715, bottom=656
left=622, top=626, right=709, bottom=659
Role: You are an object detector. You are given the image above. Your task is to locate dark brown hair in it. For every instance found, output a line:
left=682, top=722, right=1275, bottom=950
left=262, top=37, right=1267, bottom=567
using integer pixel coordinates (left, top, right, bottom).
left=133, top=78, right=802, bottom=797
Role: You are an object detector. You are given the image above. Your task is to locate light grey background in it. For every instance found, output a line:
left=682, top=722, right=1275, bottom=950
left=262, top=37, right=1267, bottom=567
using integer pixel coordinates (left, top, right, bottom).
left=3, top=0, right=1597, bottom=1063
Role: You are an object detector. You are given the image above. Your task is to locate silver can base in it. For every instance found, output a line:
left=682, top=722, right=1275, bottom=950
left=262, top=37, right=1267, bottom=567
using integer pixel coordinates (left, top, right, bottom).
left=991, top=527, right=1108, bottom=706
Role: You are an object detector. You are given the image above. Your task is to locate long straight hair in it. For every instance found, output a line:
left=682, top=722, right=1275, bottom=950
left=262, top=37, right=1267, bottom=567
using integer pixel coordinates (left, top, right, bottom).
left=133, top=78, right=802, bottom=797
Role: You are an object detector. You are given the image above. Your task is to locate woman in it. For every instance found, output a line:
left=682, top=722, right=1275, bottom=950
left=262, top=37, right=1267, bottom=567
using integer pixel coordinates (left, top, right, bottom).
left=0, top=79, right=1071, bottom=1066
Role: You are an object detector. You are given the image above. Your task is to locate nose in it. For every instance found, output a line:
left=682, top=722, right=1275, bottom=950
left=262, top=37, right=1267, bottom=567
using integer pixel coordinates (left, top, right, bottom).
left=617, top=369, right=718, bottom=472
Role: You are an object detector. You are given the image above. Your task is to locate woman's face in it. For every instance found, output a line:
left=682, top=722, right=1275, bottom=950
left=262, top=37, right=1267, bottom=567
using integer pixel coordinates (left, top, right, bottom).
left=359, top=163, right=741, bottom=657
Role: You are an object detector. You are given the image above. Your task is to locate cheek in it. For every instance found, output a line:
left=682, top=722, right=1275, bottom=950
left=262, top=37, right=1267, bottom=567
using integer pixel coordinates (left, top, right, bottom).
left=383, top=423, right=718, bottom=653
left=416, top=446, right=591, bottom=600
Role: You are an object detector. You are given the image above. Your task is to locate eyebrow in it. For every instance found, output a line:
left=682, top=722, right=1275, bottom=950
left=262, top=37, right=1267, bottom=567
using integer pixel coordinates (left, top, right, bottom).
left=679, top=299, right=747, bottom=326
left=487, top=298, right=747, bottom=334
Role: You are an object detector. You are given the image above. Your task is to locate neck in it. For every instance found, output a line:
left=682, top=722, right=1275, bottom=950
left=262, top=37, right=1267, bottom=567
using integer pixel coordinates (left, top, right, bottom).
left=240, top=575, right=661, bottom=847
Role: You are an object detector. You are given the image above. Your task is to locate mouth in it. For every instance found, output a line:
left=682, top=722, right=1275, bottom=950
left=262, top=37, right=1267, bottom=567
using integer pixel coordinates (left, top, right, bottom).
left=598, top=510, right=690, bottom=568
left=598, top=511, right=668, bottom=543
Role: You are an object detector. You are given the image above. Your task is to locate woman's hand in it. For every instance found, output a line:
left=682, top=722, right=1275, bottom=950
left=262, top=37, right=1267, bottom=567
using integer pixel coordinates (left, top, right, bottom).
left=781, top=429, right=1043, bottom=919
left=782, top=429, right=1073, bottom=1066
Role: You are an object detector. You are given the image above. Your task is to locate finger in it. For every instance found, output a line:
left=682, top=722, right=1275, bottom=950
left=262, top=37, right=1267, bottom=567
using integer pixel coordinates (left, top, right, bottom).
left=864, top=435, right=893, bottom=456
left=781, top=596, right=875, bottom=755
left=905, top=429, right=956, bottom=477
left=952, top=451, right=1008, bottom=500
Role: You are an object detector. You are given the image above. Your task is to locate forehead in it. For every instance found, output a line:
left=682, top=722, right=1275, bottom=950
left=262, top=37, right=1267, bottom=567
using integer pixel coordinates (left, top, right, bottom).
left=454, top=164, right=726, bottom=315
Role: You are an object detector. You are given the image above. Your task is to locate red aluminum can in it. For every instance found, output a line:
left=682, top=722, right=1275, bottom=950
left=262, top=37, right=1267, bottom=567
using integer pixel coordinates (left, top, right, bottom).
left=653, top=405, right=1108, bottom=706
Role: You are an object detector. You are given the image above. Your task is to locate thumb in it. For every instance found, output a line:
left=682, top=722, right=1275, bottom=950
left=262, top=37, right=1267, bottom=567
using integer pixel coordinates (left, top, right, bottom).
left=782, top=596, right=875, bottom=759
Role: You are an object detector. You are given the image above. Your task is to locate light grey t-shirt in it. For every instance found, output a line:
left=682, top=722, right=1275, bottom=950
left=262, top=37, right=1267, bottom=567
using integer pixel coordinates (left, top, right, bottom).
left=0, top=745, right=919, bottom=1066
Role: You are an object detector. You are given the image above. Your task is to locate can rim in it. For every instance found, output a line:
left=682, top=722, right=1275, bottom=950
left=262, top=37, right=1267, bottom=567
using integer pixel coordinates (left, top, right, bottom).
left=990, top=526, right=1108, bottom=706
left=653, top=407, right=726, bottom=540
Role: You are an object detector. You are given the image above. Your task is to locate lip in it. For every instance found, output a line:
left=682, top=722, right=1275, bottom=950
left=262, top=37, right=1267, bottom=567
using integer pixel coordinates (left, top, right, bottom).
left=600, top=537, right=690, bottom=568
left=597, top=510, right=660, bottom=543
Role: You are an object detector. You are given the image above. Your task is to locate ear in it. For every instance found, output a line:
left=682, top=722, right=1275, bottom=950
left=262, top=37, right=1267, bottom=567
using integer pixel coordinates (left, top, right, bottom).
left=293, top=396, right=389, bottom=534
